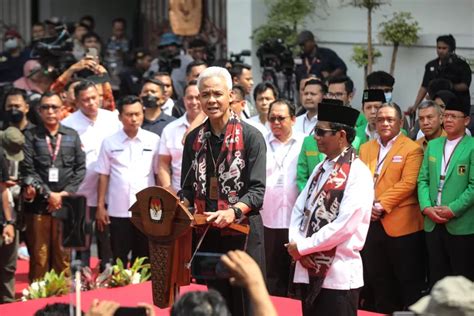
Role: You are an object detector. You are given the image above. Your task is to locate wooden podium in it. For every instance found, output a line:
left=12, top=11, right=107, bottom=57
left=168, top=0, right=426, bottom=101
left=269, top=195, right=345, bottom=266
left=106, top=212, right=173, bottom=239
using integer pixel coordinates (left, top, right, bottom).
left=129, top=186, right=193, bottom=308
left=130, top=186, right=250, bottom=308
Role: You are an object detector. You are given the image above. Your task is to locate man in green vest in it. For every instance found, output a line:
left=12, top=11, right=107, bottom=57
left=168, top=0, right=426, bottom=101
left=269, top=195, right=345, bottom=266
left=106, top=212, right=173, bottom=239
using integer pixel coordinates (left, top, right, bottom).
left=327, top=75, right=367, bottom=129
left=418, top=93, right=474, bottom=287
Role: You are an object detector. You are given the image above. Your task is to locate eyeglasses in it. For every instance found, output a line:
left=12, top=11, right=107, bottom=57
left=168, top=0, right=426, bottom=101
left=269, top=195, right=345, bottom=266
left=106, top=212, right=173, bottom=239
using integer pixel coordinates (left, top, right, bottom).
left=443, top=113, right=466, bottom=120
left=326, top=92, right=346, bottom=98
left=313, top=127, right=337, bottom=137
left=40, top=104, right=61, bottom=111
left=268, top=115, right=289, bottom=123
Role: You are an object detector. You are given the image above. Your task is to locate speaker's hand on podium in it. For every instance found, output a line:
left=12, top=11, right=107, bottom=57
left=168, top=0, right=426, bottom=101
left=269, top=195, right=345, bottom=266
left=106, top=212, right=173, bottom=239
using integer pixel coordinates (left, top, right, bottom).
left=204, top=209, right=235, bottom=228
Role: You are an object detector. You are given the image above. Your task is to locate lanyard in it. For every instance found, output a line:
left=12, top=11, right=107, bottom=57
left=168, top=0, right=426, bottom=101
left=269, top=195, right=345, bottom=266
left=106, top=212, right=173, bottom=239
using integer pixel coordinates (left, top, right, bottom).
left=438, top=136, right=464, bottom=202
left=373, top=148, right=389, bottom=186
left=269, top=139, right=295, bottom=170
left=45, top=134, right=62, bottom=165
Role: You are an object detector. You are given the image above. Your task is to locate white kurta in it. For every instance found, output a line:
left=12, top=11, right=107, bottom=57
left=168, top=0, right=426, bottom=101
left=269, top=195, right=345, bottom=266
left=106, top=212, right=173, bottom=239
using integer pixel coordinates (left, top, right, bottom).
left=289, top=156, right=374, bottom=290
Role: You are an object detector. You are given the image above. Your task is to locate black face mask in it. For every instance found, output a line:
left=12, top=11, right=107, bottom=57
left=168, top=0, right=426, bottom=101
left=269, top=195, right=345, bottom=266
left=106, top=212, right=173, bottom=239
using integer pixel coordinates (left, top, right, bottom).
left=142, top=95, right=159, bottom=109
left=5, top=109, right=24, bottom=124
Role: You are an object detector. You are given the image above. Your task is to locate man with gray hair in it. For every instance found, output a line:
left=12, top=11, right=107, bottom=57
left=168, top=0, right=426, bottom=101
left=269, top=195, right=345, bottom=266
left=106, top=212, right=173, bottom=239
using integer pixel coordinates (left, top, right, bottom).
left=416, top=100, right=446, bottom=151
left=180, top=66, right=267, bottom=316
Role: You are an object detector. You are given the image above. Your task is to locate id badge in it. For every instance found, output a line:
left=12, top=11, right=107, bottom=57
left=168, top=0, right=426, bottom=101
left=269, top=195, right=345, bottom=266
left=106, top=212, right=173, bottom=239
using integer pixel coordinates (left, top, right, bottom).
left=209, top=176, right=218, bottom=200
left=48, top=167, right=59, bottom=182
left=299, top=209, right=311, bottom=232
left=275, top=174, right=284, bottom=187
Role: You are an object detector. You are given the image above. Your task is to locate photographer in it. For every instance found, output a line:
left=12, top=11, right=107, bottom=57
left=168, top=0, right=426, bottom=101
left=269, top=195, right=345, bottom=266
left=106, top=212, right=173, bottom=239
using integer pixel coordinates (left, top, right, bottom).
left=118, top=48, right=152, bottom=97
left=20, top=91, right=85, bottom=281
left=148, top=33, right=193, bottom=99
left=295, top=30, right=347, bottom=88
left=0, top=127, right=24, bottom=304
left=409, top=34, right=471, bottom=114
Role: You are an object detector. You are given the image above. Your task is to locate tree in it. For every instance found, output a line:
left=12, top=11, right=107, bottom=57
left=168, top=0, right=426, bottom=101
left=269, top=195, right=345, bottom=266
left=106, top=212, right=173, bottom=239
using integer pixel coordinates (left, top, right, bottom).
left=351, top=45, right=382, bottom=87
left=342, top=0, right=388, bottom=74
left=379, top=12, right=421, bottom=75
left=252, top=0, right=322, bottom=47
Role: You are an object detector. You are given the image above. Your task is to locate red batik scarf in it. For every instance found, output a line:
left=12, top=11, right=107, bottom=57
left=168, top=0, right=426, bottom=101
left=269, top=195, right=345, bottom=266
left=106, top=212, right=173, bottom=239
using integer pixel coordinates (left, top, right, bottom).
left=192, top=114, right=246, bottom=213
left=301, top=146, right=356, bottom=305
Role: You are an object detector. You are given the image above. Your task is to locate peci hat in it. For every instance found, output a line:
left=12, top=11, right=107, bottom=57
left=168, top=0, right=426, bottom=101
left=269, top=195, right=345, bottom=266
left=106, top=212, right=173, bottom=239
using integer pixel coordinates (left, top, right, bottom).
left=297, top=30, right=315, bottom=45
left=362, top=89, right=386, bottom=104
left=321, top=98, right=344, bottom=107
left=158, top=32, right=181, bottom=47
left=434, top=90, right=470, bottom=116
left=410, top=276, right=474, bottom=316
left=318, top=102, right=360, bottom=128
left=0, top=127, right=25, bottom=161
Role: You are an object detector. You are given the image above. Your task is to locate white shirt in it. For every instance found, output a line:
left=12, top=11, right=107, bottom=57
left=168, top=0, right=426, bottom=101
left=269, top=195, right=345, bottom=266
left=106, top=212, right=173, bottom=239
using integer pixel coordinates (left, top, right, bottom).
left=365, top=123, right=378, bottom=141
left=438, top=135, right=464, bottom=205
left=62, top=109, right=122, bottom=207
left=294, top=113, right=317, bottom=135
left=375, top=132, right=401, bottom=174
left=289, top=157, right=374, bottom=289
left=158, top=114, right=190, bottom=192
left=246, top=116, right=271, bottom=137
left=261, top=132, right=304, bottom=228
left=161, top=98, right=174, bottom=116
left=95, top=128, right=160, bottom=217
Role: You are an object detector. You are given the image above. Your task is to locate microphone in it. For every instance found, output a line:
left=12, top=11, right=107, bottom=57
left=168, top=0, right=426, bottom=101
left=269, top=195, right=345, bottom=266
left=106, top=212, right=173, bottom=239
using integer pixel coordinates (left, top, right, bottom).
left=178, top=131, right=212, bottom=204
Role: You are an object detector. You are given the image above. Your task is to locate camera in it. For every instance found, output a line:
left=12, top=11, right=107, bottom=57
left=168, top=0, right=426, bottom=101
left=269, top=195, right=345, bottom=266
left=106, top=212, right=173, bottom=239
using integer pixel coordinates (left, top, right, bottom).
left=30, top=24, right=76, bottom=78
left=230, top=50, right=251, bottom=66
left=256, top=39, right=295, bottom=76
left=157, top=51, right=182, bottom=74
left=21, top=175, right=44, bottom=196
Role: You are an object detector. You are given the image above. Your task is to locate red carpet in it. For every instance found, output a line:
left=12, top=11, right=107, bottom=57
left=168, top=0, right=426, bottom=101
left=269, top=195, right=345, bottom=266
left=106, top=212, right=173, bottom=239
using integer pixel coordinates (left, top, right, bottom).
left=3, top=258, right=384, bottom=316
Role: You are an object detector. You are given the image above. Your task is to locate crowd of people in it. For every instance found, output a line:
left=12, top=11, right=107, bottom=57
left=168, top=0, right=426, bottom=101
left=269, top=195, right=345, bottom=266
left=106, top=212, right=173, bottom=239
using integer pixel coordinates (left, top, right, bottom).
left=0, top=15, right=473, bottom=316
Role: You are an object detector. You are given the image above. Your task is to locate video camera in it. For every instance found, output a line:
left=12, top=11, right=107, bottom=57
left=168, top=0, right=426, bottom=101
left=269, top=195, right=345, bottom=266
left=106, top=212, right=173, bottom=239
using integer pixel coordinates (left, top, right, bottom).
left=230, top=50, right=251, bottom=66
left=30, top=24, right=76, bottom=78
left=256, top=38, right=295, bottom=76
left=157, top=51, right=182, bottom=74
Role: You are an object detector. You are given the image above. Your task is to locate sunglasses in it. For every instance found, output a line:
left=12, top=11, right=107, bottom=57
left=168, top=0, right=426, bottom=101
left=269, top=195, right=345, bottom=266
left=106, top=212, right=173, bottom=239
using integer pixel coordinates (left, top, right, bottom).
left=313, top=127, right=337, bottom=137
left=40, top=104, right=61, bottom=111
left=268, top=115, right=289, bottom=123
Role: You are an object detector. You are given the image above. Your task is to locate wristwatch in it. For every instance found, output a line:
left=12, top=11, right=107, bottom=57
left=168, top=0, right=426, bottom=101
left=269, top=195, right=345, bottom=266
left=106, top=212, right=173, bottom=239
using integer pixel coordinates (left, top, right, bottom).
left=3, top=219, right=15, bottom=228
left=230, top=206, right=243, bottom=220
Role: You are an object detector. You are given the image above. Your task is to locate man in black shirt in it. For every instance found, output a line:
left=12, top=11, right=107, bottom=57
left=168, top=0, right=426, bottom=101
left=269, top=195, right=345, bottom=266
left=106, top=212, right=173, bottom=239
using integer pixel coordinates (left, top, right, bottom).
left=2, top=88, right=35, bottom=132
left=181, top=66, right=266, bottom=316
left=411, top=34, right=472, bottom=113
left=295, top=30, right=347, bottom=88
left=140, top=79, right=175, bottom=136
left=21, top=91, right=85, bottom=281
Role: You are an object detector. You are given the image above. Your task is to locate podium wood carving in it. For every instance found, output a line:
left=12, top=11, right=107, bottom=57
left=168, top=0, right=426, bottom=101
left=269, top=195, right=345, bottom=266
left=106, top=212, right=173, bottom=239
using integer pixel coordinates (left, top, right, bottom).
left=129, top=186, right=193, bottom=308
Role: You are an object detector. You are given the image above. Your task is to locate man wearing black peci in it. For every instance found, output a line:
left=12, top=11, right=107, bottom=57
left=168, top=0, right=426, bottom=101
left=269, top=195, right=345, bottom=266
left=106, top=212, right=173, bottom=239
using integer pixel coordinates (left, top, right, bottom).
left=180, top=66, right=266, bottom=316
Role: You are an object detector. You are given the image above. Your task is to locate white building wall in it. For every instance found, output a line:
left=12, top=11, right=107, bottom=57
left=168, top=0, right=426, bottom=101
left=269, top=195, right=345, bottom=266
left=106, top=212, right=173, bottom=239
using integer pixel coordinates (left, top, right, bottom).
left=228, top=0, right=474, bottom=110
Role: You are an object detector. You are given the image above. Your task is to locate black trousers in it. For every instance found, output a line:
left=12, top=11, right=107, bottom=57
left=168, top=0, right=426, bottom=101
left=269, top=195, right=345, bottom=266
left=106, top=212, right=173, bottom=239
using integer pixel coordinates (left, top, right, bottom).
left=426, top=224, right=474, bottom=287
left=264, top=227, right=291, bottom=297
left=362, top=221, right=427, bottom=314
left=196, top=214, right=265, bottom=316
left=301, top=286, right=360, bottom=316
left=76, top=206, right=113, bottom=271
left=109, top=216, right=149, bottom=266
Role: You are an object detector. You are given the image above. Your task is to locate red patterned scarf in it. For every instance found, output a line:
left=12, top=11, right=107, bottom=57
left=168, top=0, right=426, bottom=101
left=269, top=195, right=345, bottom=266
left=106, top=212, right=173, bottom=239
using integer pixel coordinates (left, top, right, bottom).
left=298, top=147, right=356, bottom=305
left=192, top=114, right=246, bottom=213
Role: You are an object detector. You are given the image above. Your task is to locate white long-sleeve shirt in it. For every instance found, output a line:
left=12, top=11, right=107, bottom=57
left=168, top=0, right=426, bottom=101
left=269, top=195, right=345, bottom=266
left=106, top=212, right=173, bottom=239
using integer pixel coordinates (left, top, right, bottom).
left=289, top=156, right=374, bottom=289
left=261, top=132, right=304, bottom=228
